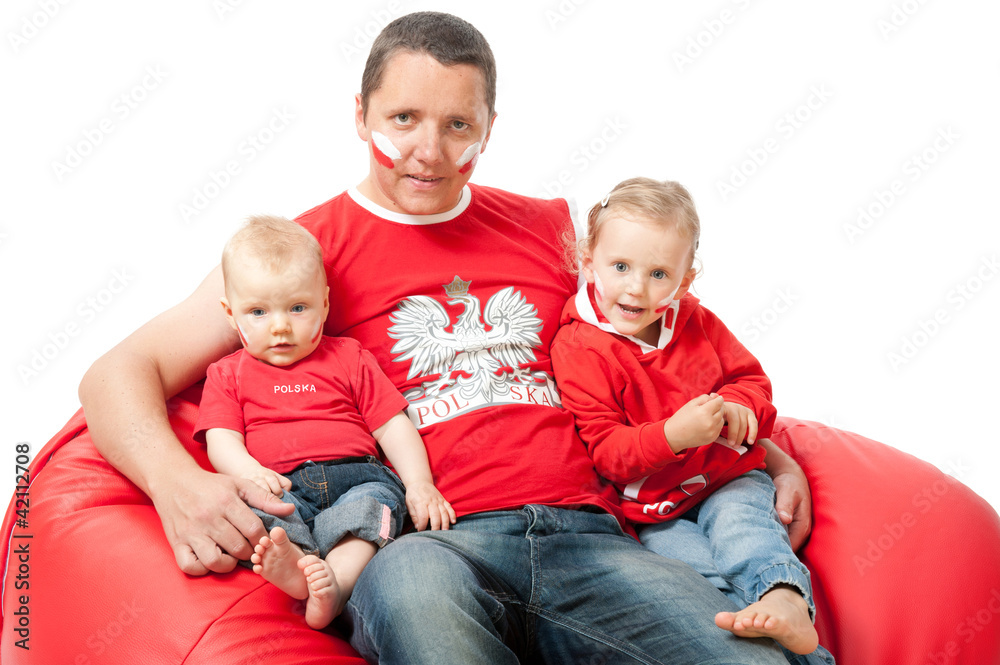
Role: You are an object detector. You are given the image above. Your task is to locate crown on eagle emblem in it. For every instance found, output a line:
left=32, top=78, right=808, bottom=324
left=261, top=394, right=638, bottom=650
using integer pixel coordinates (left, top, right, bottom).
left=442, top=275, right=471, bottom=297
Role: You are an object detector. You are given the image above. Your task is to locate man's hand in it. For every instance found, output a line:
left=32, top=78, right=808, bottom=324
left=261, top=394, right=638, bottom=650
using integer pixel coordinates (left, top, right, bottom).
left=150, top=468, right=295, bottom=575
left=405, top=481, right=457, bottom=532
left=663, top=393, right=725, bottom=453
left=759, top=438, right=813, bottom=551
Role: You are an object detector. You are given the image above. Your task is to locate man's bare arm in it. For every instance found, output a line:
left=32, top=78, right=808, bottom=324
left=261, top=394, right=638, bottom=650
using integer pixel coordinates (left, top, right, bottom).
left=759, top=438, right=812, bottom=551
left=79, top=265, right=292, bottom=575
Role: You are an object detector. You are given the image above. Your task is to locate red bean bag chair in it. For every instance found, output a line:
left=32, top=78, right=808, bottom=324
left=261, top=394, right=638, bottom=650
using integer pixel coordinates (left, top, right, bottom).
left=3, top=383, right=1000, bottom=664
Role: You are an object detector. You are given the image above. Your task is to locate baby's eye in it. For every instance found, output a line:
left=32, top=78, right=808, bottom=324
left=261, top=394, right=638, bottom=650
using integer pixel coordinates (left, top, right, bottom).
left=613, top=262, right=628, bottom=273
left=291, top=305, right=306, bottom=313
left=250, top=308, right=266, bottom=317
left=652, top=270, right=667, bottom=280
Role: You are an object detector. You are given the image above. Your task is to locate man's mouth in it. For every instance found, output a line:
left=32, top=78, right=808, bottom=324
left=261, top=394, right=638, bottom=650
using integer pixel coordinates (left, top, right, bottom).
left=407, top=174, right=441, bottom=182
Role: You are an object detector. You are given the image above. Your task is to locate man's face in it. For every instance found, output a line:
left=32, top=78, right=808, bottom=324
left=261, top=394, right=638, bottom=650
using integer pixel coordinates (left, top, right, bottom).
left=221, top=258, right=330, bottom=367
left=355, top=51, right=495, bottom=215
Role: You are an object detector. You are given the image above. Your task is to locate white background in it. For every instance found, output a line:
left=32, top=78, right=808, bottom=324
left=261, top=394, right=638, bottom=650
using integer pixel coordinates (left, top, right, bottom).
left=4, top=1, right=998, bottom=514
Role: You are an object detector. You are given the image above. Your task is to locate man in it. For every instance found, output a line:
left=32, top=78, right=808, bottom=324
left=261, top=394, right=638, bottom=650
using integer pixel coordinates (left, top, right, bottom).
left=81, top=11, right=808, bottom=663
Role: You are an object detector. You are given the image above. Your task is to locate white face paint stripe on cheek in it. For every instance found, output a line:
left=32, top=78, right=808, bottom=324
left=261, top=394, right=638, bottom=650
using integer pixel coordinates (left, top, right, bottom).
left=593, top=272, right=606, bottom=300
left=456, top=141, right=482, bottom=174
left=370, top=131, right=402, bottom=168
left=235, top=321, right=250, bottom=347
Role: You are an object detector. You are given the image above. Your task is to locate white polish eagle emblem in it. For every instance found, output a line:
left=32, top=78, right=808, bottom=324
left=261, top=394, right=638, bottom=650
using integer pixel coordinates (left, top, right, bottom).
left=387, top=276, right=544, bottom=403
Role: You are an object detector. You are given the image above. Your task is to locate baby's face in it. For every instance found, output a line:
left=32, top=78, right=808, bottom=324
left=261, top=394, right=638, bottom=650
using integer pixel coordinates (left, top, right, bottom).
left=582, top=212, right=695, bottom=346
left=222, top=258, right=329, bottom=366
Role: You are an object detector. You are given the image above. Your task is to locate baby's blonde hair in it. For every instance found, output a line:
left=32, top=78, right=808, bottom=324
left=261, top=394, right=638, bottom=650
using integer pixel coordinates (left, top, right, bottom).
left=221, top=215, right=325, bottom=289
left=576, top=177, right=701, bottom=269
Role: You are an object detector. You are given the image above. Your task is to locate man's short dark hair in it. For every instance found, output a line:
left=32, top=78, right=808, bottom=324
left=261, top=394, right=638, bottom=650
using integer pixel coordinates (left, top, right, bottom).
left=360, top=12, right=497, bottom=119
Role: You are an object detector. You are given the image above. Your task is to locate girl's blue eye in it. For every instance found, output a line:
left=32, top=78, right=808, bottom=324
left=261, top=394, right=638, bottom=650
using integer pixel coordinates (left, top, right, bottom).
left=291, top=305, right=305, bottom=313
left=652, top=270, right=667, bottom=280
left=251, top=309, right=265, bottom=317
left=613, top=262, right=628, bottom=273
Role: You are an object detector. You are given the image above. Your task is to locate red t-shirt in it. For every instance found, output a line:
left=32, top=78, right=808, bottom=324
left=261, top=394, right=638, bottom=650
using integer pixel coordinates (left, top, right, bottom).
left=195, top=336, right=408, bottom=474
left=551, top=284, right=775, bottom=524
left=294, top=185, right=622, bottom=521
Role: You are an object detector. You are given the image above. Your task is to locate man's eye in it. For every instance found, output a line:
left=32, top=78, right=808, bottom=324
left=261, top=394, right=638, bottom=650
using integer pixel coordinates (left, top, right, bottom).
left=452, top=120, right=468, bottom=130
left=613, top=263, right=628, bottom=273
left=395, top=113, right=411, bottom=124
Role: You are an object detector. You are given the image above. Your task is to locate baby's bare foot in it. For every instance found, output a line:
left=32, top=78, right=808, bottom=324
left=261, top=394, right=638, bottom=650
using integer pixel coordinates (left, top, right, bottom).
left=251, top=527, right=308, bottom=600
left=297, top=555, right=342, bottom=629
left=714, top=587, right=819, bottom=655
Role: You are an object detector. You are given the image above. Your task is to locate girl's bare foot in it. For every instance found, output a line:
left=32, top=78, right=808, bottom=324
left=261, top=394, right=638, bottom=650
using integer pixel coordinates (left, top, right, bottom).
left=297, top=555, right=343, bottom=629
left=251, top=527, right=308, bottom=600
left=714, top=586, right=819, bottom=655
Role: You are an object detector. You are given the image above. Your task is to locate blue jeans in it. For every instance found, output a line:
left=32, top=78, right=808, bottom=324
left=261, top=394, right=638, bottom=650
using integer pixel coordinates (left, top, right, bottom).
left=639, top=470, right=835, bottom=665
left=252, top=456, right=407, bottom=558
left=342, top=504, right=787, bottom=664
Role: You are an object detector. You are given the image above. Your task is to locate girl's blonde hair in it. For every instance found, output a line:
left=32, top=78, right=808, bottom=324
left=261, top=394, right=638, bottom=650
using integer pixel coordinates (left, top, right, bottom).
left=571, top=177, right=701, bottom=272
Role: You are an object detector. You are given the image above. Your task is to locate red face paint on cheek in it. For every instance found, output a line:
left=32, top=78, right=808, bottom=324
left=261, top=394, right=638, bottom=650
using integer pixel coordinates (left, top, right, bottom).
left=371, top=131, right=401, bottom=170
left=372, top=144, right=395, bottom=169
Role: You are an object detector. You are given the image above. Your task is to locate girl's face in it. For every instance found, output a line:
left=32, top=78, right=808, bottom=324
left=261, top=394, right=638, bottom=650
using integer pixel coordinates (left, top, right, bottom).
left=581, top=211, right=696, bottom=346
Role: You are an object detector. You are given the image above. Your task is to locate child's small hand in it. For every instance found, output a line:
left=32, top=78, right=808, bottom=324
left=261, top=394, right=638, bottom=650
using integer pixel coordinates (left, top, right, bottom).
left=722, top=401, right=758, bottom=447
left=405, top=481, right=457, bottom=531
left=663, top=393, right=726, bottom=453
left=241, top=467, right=292, bottom=497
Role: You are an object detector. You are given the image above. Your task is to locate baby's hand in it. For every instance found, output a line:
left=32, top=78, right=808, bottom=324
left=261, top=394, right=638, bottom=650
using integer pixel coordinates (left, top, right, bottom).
left=663, top=393, right=726, bottom=453
left=405, top=481, right=457, bottom=531
left=722, top=401, right=759, bottom=447
left=241, top=467, right=292, bottom=497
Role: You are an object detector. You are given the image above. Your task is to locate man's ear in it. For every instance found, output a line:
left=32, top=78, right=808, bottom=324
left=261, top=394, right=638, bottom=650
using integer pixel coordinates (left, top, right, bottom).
left=478, top=112, right=498, bottom=155
left=355, top=93, right=369, bottom=142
